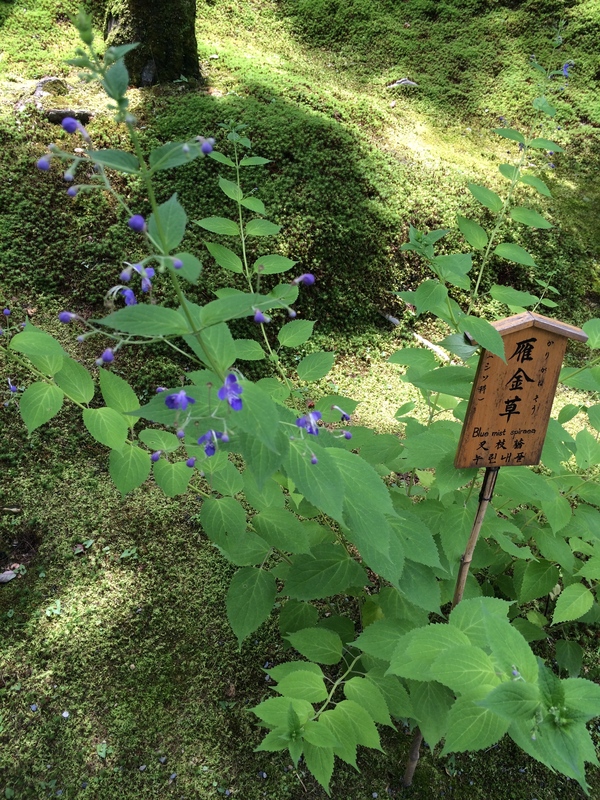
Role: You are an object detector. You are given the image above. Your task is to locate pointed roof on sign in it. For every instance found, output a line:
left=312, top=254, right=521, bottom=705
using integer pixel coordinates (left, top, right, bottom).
left=465, top=311, right=588, bottom=345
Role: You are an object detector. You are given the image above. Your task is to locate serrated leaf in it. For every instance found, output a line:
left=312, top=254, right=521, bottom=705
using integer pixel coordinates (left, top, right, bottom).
left=458, top=316, right=505, bottom=361
left=20, top=382, right=64, bottom=433
left=83, top=407, right=129, bottom=451
left=278, top=320, right=315, bottom=347
left=90, top=148, right=139, bottom=173
left=204, top=241, right=243, bottom=273
left=285, top=543, right=367, bottom=601
left=108, top=444, right=150, bottom=495
left=552, top=584, right=594, bottom=624
left=208, top=150, right=235, bottom=168
left=303, top=742, right=333, bottom=795
left=409, top=680, right=454, bottom=749
left=555, top=640, right=583, bottom=678
left=283, top=443, right=343, bottom=521
left=245, top=219, right=281, bottom=237
left=274, top=671, right=328, bottom=702
left=199, top=496, right=246, bottom=541
left=441, top=694, right=510, bottom=754
left=138, top=429, right=180, bottom=451
left=575, top=429, right=600, bottom=470
left=344, top=677, right=394, bottom=727
left=519, top=174, right=552, bottom=197
left=395, top=279, right=449, bottom=317
left=468, top=183, right=503, bottom=212
left=9, top=325, right=66, bottom=376
left=149, top=140, right=201, bottom=172
left=234, top=338, right=265, bottom=360
left=494, top=127, right=525, bottom=144
left=494, top=242, right=537, bottom=267
left=519, top=559, right=560, bottom=603
left=432, top=253, right=472, bottom=290
left=354, top=617, right=414, bottom=661
left=297, top=351, right=335, bottom=382
left=226, top=567, right=277, bottom=645
left=457, top=215, right=488, bottom=250
left=430, top=645, right=500, bottom=694
left=286, top=627, right=343, bottom=665
left=498, top=163, right=520, bottom=181
left=218, top=175, right=243, bottom=202
left=253, top=508, right=311, bottom=554
left=490, top=285, right=538, bottom=308
left=101, top=60, right=128, bottom=100
left=250, top=696, right=313, bottom=728
left=510, top=206, right=553, bottom=229
left=239, top=156, right=271, bottom=166
left=449, top=597, right=511, bottom=649
left=527, top=138, right=564, bottom=152
left=96, top=305, right=189, bottom=336
left=278, top=600, right=319, bottom=637
left=411, top=366, right=475, bottom=399
left=195, top=217, right=240, bottom=236
left=99, top=369, right=140, bottom=416
left=253, top=254, right=297, bottom=275
left=147, top=193, right=187, bottom=252
left=153, top=459, right=192, bottom=497
left=54, top=357, right=94, bottom=404
left=240, top=196, right=266, bottom=214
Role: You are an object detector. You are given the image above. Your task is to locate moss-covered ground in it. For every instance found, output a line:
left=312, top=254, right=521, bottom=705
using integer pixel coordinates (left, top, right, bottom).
left=1, top=0, right=599, bottom=797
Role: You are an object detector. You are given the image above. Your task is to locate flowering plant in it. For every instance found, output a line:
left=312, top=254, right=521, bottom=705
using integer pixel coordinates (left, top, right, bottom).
left=3, top=12, right=600, bottom=795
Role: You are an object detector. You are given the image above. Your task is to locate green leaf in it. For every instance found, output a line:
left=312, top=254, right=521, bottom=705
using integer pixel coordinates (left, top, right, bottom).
left=253, top=254, right=298, bottom=275
left=204, top=241, right=243, bottom=273
left=533, top=96, right=557, bottom=117
left=138, top=429, right=180, bottom=451
left=234, top=339, right=265, bottom=360
left=147, top=193, right=187, bottom=252
left=494, top=242, right=537, bottom=267
left=303, top=742, right=333, bottom=795
left=388, top=624, right=471, bottom=680
left=267, top=661, right=323, bottom=682
left=195, top=217, right=240, bottom=236
left=438, top=333, right=479, bottom=360
left=197, top=322, right=237, bottom=373
left=527, top=138, right=564, bottom=152
left=552, top=584, right=594, bottom=624
left=101, top=60, right=128, bottom=99
left=285, top=543, right=367, bottom=601
left=430, top=645, right=500, bottom=694
left=153, top=459, right=192, bottom=497
left=510, top=206, right=553, bottom=229
left=458, top=316, right=505, bottom=361
left=234, top=381, right=280, bottom=450
left=498, top=163, right=520, bottom=181
left=354, top=617, right=414, bottom=661
left=575, top=429, right=600, bottom=470
left=199, top=496, right=246, bottom=541
left=19, top=382, right=63, bottom=433
left=388, top=346, right=438, bottom=373
left=485, top=616, right=538, bottom=683
left=89, top=148, right=139, bottom=173
left=240, top=196, right=266, bottom=214
left=489, top=285, right=538, bottom=308
left=83, top=407, right=129, bottom=451
left=411, top=366, right=474, bottom=399
left=99, top=369, right=140, bottom=416
left=278, top=600, right=318, bottom=636
left=562, top=678, right=600, bottom=722
left=327, top=700, right=382, bottom=751
left=255, top=727, right=290, bottom=752
left=149, top=140, right=202, bottom=171
left=245, top=219, right=281, bottom=237
left=218, top=175, right=243, bottom=202
left=284, top=443, right=344, bottom=522
left=449, top=597, right=511, bottom=649
left=239, top=156, right=271, bottom=166
left=250, top=696, right=313, bottom=728
left=494, top=127, right=525, bottom=144
left=468, top=183, right=503, bottom=212
left=457, top=215, right=488, bottom=250
left=226, top=567, right=277, bottom=645
left=519, top=559, right=560, bottom=603
left=54, top=357, right=94, bottom=403
left=236, top=428, right=288, bottom=488
left=96, top=305, right=189, bottom=336
left=409, top=680, right=454, bottom=749
left=208, top=151, right=235, bottom=168
left=399, top=561, right=441, bottom=613
left=286, top=627, right=343, bottom=665
left=253, top=508, right=311, bottom=554
left=9, top=325, right=66, bottom=376
left=432, top=253, right=472, bottom=290
left=108, top=444, right=151, bottom=495
left=441, top=694, right=510, bottom=754
left=555, top=640, right=583, bottom=678
left=274, top=671, right=328, bottom=702
left=519, top=174, right=552, bottom=197
left=278, top=320, right=315, bottom=347
left=297, top=351, right=335, bottom=382
left=395, top=279, right=449, bottom=317
left=344, top=677, right=394, bottom=727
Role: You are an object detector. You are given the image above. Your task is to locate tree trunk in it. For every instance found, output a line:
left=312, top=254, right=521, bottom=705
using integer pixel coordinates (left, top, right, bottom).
left=103, top=0, right=201, bottom=87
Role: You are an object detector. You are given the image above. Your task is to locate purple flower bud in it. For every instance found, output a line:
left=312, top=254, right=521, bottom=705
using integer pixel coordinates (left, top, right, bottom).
left=293, top=273, right=316, bottom=286
left=343, top=430, right=352, bottom=440
left=37, top=157, right=51, bottom=171
left=58, top=311, right=76, bottom=323
left=76, top=335, right=85, bottom=343
left=144, top=267, right=155, bottom=279
left=3, top=309, right=10, bottom=316
left=120, top=267, right=133, bottom=282
left=67, top=187, right=78, bottom=197
left=100, top=348, right=114, bottom=363
left=288, top=309, right=297, bottom=318
left=253, top=309, right=270, bottom=324
left=156, top=386, right=166, bottom=393
left=64, top=172, right=74, bottom=182
left=201, top=141, right=213, bottom=154
left=9, top=380, right=18, bottom=393
left=332, top=405, right=351, bottom=422
left=310, top=454, right=318, bottom=465
left=186, top=457, right=196, bottom=468
left=547, top=151, right=554, bottom=156
left=121, top=288, right=137, bottom=306
left=128, top=215, right=146, bottom=232
left=176, top=429, right=185, bottom=439
left=182, top=144, right=190, bottom=154
left=173, top=258, right=183, bottom=270
left=61, top=117, right=79, bottom=134
left=151, top=451, right=161, bottom=462
left=548, top=163, right=555, bottom=169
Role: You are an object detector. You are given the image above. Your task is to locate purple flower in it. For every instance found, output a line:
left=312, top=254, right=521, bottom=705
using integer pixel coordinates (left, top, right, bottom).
left=562, top=62, right=571, bottom=77
left=99, top=348, right=114, bottom=363
left=217, top=373, right=243, bottom=411
left=120, top=267, right=133, bottom=282
left=197, top=430, right=227, bottom=457
left=310, top=454, right=318, bottom=465
left=173, top=258, right=183, bottom=270
left=156, top=386, right=166, bottom=393
left=8, top=379, right=18, bottom=393
left=128, top=215, right=146, bottom=232
left=37, top=157, right=51, bottom=171
left=253, top=309, right=270, bottom=324
left=164, top=390, right=196, bottom=411
left=121, top=288, right=137, bottom=306
left=141, top=276, right=152, bottom=293
left=3, top=309, right=10, bottom=316
left=63, top=172, right=74, bottom=182
left=58, top=311, right=76, bottom=323
left=176, top=429, right=185, bottom=439
left=548, top=163, right=555, bottom=169
left=61, top=117, right=79, bottom=134
left=67, top=187, right=78, bottom=197
left=343, top=430, right=352, bottom=440
left=332, top=404, right=351, bottom=422
left=288, top=309, right=297, bottom=318
left=296, top=411, right=322, bottom=435
left=201, top=140, right=213, bottom=154
left=293, top=273, right=316, bottom=286
left=186, top=457, right=196, bottom=468
left=151, top=451, right=161, bottom=462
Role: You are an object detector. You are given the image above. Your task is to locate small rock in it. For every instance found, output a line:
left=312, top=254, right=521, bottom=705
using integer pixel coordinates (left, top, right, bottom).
left=159, top=756, right=167, bottom=764
left=139, top=765, right=146, bottom=772
left=34, top=77, right=68, bottom=96
left=45, top=109, right=92, bottom=126
left=61, top=711, right=69, bottom=718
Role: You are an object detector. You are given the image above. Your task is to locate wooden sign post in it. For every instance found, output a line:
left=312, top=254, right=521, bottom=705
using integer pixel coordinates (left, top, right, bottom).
left=452, top=311, right=587, bottom=607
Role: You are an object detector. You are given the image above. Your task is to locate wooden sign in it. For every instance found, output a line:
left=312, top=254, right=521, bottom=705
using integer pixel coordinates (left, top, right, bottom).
left=455, top=312, right=587, bottom=469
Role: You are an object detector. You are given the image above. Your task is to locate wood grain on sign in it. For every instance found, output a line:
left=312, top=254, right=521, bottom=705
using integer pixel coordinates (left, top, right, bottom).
left=455, top=312, right=587, bottom=469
